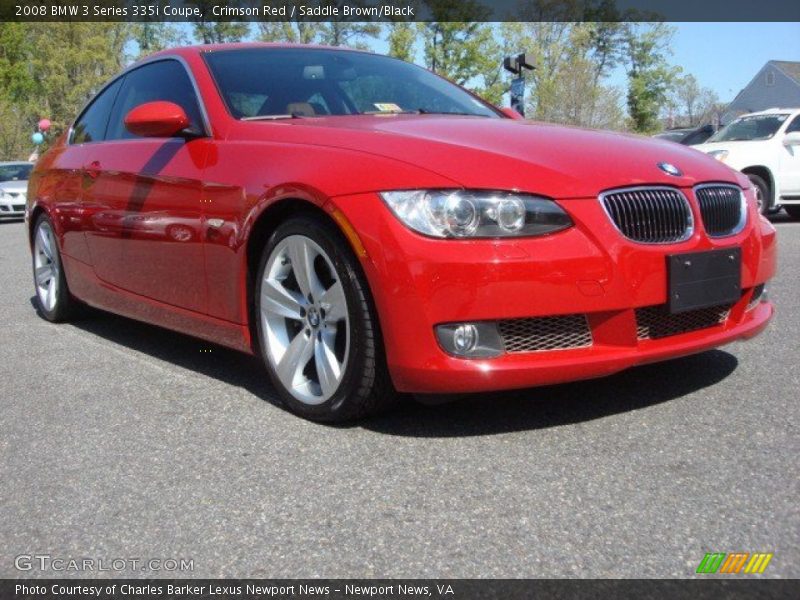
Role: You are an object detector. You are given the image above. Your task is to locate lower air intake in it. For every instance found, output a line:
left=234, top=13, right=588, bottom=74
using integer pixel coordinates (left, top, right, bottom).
left=636, top=304, right=731, bottom=340
left=498, top=314, right=593, bottom=353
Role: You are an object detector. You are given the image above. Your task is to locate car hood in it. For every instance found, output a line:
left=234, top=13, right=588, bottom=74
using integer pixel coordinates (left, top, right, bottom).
left=694, top=139, right=771, bottom=152
left=238, top=115, right=745, bottom=198
left=0, top=180, right=27, bottom=194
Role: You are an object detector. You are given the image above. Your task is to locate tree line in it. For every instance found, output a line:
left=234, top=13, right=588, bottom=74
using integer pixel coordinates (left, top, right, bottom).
left=0, top=0, right=721, bottom=160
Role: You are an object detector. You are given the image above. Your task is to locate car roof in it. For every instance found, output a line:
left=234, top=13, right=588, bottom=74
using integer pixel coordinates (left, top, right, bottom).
left=147, top=42, right=369, bottom=60
left=738, top=107, right=800, bottom=117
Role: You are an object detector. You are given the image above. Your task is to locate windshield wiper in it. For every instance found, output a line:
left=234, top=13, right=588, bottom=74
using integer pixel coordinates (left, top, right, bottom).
left=416, top=108, right=491, bottom=117
left=241, top=114, right=304, bottom=121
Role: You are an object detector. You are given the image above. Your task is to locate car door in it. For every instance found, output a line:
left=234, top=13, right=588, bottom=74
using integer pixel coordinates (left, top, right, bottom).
left=778, top=115, right=800, bottom=196
left=81, top=59, right=210, bottom=313
left=35, top=78, right=124, bottom=265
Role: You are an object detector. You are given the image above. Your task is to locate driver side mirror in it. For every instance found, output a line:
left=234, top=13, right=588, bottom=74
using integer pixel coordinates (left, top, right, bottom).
left=783, top=132, right=800, bottom=147
left=124, top=101, right=195, bottom=138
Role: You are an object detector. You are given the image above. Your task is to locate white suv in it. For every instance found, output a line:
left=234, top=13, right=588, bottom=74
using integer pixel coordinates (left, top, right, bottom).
left=695, top=108, right=800, bottom=218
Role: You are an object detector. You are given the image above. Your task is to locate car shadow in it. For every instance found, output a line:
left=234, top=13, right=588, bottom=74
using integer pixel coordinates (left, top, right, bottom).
left=31, top=298, right=283, bottom=408
left=39, top=299, right=739, bottom=436
left=363, top=349, right=738, bottom=437
left=767, top=211, right=792, bottom=224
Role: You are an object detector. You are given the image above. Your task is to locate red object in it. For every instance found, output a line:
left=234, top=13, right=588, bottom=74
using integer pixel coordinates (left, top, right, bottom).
left=124, top=101, right=190, bottom=137
left=500, top=106, right=524, bottom=120
left=27, top=44, right=776, bottom=395
left=38, top=118, right=51, bottom=132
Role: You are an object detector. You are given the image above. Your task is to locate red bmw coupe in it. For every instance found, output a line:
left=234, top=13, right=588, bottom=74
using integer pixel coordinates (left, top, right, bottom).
left=27, top=44, right=776, bottom=421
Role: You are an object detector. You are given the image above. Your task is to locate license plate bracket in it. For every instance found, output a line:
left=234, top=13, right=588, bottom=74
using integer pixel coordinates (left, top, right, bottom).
left=668, top=248, right=741, bottom=314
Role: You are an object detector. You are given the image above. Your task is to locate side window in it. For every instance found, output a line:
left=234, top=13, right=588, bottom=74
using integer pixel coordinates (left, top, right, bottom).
left=106, top=60, right=204, bottom=140
left=786, top=115, right=800, bottom=133
left=71, top=78, right=122, bottom=144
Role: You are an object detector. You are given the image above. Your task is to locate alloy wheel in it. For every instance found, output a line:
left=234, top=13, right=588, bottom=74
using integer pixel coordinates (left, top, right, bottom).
left=259, top=235, right=350, bottom=405
left=34, top=221, right=59, bottom=313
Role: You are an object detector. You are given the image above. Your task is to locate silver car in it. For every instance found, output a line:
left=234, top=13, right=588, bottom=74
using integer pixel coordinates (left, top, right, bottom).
left=0, top=161, right=33, bottom=219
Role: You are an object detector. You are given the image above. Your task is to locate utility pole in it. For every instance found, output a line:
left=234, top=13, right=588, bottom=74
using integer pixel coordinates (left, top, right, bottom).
left=503, top=53, right=534, bottom=117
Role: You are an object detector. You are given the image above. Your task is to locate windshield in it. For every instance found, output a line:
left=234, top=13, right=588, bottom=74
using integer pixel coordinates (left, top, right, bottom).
left=709, top=114, right=788, bottom=142
left=0, top=163, right=32, bottom=182
left=204, top=48, right=500, bottom=120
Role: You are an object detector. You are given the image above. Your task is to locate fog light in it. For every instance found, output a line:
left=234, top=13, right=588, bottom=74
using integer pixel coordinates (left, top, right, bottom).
left=453, top=324, right=478, bottom=353
left=435, top=322, right=504, bottom=358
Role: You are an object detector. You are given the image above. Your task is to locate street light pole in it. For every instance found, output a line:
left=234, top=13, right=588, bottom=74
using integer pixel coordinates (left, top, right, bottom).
left=503, top=53, right=535, bottom=117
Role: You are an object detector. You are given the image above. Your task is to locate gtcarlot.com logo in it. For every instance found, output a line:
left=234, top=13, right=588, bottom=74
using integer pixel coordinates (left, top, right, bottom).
left=696, top=552, right=773, bottom=574
left=14, top=554, right=194, bottom=573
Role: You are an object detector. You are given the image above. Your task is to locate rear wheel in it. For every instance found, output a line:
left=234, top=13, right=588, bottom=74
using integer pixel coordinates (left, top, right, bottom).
left=784, top=205, right=800, bottom=220
left=255, top=215, right=396, bottom=422
left=32, top=214, right=76, bottom=322
left=747, top=173, right=771, bottom=215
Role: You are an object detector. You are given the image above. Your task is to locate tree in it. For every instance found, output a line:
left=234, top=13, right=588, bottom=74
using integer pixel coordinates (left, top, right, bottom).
left=623, top=22, right=680, bottom=133
left=0, top=97, right=32, bottom=159
left=419, top=0, right=503, bottom=103
left=257, top=21, right=324, bottom=44
left=547, top=52, right=626, bottom=130
left=318, top=21, right=381, bottom=49
left=25, top=23, right=129, bottom=140
left=188, top=1, right=250, bottom=44
left=675, top=74, right=701, bottom=126
left=386, top=22, right=416, bottom=62
left=130, top=22, right=187, bottom=58
left=0, top=23, right=34, bottom=103
left=696, top=89, right=723, bottom=128
left=669, top=74, right=720, bottom=128
left=0, top=23, right=129, bottom=155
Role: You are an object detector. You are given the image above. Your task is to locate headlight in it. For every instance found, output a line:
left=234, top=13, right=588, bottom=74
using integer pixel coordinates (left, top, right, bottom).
left=379, top=190, right=573, bottom=238
left=707, top=150, right=729, bottom=162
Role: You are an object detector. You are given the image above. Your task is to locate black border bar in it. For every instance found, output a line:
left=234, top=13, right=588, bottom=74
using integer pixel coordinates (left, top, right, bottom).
left=3, top=579, right=799, bottom=600
left=2, top=0, right=800, bottom=22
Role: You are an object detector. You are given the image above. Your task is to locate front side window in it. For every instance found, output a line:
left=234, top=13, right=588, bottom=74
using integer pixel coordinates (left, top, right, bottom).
left=785, top=115, right=800, bottom=133
left=70, top=78, right=122, bottom=144
left=106, top=60, right=204, bottom=140
left=203, top=48, right=500, bottom=119
left=709, top=114, right=789, bottom=142
left=0, top=163, right=33, bottom=182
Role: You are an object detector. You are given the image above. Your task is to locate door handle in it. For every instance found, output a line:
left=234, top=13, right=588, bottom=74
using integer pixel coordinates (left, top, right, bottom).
left=84, top=160, right=101, bottom=179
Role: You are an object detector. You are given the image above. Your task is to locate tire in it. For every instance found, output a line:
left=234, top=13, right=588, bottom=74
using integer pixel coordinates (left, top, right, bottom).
left=32, top=213, right=77, bottom=322
left=747, top=173, right=771, bottom=216
left=254, top=214, right=396, bottom=422
left=784, top=205, right=800, bottom=220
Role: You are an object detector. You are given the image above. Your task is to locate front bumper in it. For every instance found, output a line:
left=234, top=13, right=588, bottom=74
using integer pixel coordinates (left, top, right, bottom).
left=333, top=189, right=777, bottom=394
left=0, top=196, right=26, bottom=217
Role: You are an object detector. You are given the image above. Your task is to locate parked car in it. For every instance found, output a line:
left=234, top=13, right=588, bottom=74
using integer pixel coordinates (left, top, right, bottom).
left=654, top=128, right=693, bottom=143
left=0, top=161, right=33, bottom=219
left=26, top=44, right=775, bottom=421
left=654, top=124, right=715, bottom=146
left=694, top=108, right=800, bottom=217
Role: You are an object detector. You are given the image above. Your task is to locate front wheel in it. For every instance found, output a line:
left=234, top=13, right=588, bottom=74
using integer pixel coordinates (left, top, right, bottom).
left=255, top=215, right=396, bottom=422
left=747, top=173, right=771, bottom=216
left=32, top=214, right=77, bottom=322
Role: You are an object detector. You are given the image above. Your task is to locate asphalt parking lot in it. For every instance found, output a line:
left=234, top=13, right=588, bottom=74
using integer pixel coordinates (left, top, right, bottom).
left=0, top=216, right=797, bottom=579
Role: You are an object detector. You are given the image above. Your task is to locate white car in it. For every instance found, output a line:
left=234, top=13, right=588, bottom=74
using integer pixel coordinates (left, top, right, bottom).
left=695, top=108, right=800, bottom=218
left=0, top=161, right=33, bottom=219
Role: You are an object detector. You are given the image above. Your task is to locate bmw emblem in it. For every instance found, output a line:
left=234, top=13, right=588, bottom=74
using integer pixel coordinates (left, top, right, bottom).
left=658, top=162, right=683, bottom=177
